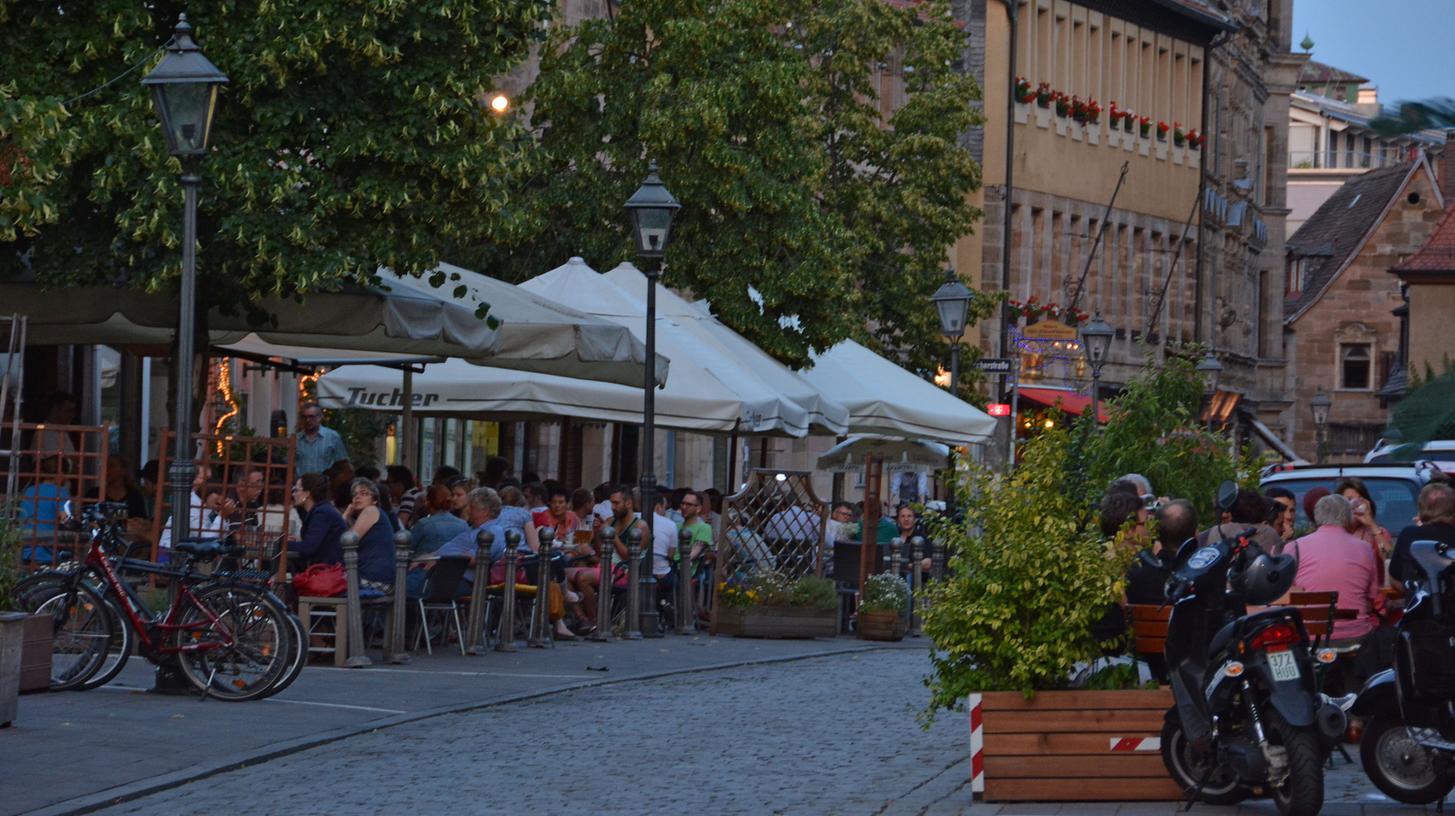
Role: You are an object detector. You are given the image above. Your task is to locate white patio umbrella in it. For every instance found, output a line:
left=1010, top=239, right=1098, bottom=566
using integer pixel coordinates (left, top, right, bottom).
left=317, top=356, right=745, bottom=432
left=518, top=257, right=813, bottom=437
left=801, top=340, right=997, bottom=445
left=816, top=435, right=952, bottom=472
left=601, top=262, right=849, bottom=435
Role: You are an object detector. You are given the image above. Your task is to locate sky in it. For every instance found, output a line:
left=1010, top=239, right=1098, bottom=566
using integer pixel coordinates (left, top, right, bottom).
left=1291, top=0, right=1455, bottom=105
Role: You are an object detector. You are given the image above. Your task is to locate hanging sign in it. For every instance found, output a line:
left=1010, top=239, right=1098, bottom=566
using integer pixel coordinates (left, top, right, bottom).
left=1022, top=320, right=1079, bottom=341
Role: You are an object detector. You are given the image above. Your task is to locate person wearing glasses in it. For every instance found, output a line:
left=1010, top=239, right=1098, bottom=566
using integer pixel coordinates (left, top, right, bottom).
left=294, top=402, right=349, bottom=479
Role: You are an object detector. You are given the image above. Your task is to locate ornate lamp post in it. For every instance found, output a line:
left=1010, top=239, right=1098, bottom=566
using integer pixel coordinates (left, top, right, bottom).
left=143, top=14, right=228, bottom=543
left=931, top=268, right=973, bottom=393
left=624, top=161, right=680, bottom=638
left=1195, top=352, right=1223, bottom=432
left=1310, top=390, right=1332, bottom=464
left=1078, top=312, right=1113, bottom=425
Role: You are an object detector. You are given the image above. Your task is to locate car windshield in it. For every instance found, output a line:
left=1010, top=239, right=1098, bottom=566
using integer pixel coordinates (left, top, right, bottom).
left=1265, top=477, right=1420, bottom=539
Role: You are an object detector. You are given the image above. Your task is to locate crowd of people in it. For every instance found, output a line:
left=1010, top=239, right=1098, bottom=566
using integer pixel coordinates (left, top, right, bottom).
left=1098, top=468, right=1455, bottom=691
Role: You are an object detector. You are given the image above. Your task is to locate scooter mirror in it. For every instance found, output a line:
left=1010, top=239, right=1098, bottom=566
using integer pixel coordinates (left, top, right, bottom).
left=1215, top=480, right=1238, bottom=514
left=1138, top=550, right=1165, bottom=571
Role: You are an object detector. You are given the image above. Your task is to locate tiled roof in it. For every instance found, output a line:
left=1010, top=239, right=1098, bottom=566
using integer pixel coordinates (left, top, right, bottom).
left=1392, top=203, right=1455, bottom=275
left=1298, top=59, right=1370, bottom=88
left=1284, top=161, right=1417, bottom=320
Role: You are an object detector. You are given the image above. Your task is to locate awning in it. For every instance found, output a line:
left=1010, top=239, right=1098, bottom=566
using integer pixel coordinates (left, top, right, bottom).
left=1016, top=387, right=1109, bottom=422
left=1245, top=413, right=1305, bottom=463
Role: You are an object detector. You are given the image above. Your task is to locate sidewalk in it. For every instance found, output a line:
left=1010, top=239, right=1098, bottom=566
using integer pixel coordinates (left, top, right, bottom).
left=5, top=634, right=889, bottom=816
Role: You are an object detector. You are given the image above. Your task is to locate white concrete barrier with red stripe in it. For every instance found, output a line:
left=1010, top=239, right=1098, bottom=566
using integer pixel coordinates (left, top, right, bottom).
left=1109, top=736, right=1161, bottom=752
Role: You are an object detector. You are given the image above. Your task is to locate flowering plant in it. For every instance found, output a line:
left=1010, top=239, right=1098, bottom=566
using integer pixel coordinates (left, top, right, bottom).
left=1014, top=76, right=1035, bottom=104
left=1072, top=97, right=1101, bottom=125
left=718, top=570, right=837, bottom=610
left=1186, top=129, right=1203, bottom=150
left=1156, top=119, right=1170, bottom=141
left=1122, top=108, right=1135, bottom=132
left=1035, top=81, right=1053, bottom=107
left=1053, top=91, right=1070, bottom=118
left=860, top=572, right=911, bottom=616
left=1172, top=122, right=1186, bottom=147
left=1006, top=298, right=1089, bottom=326
left=1138, top=115, right=1151, bottom=137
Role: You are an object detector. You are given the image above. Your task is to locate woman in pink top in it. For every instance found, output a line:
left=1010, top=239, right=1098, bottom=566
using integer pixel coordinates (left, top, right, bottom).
left=1288, top=494, right=1385, bottom=643
left=1336, top=477, right=1392, bottom=585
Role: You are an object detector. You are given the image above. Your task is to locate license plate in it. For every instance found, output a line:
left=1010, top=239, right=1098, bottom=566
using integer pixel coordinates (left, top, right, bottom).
left=1269, top=650, right=1301, bottom=682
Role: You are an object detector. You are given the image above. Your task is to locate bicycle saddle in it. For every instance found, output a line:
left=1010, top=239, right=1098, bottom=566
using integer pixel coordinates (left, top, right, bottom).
left=172, top=538, right=243, bottom=560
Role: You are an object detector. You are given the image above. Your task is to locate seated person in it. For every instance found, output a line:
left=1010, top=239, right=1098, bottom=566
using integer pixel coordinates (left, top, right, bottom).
left=1198, top=488, right=1283, bottom=554
left=422, top=487, right=504, bottom=595
left=407, top=484, right=468, bottom=557
left=1391, top=482, right=1455, bottom=584
left=290, top=472, right=347, bottom=571
left=18, top=456, right=72, bottom=563
left=159, top=464, right=230, bottom=558
left=1287, top=494, right=1384, bottom=644
left=1125, top=499, right=1198, bottom=605
left=343, top=478, right=397, bottom=594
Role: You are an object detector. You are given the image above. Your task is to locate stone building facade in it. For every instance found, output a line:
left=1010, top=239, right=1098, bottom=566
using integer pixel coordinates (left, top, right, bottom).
left=954, top=0, right=1298, bottom=453
left=1283, top=157, right=1445, bottom=461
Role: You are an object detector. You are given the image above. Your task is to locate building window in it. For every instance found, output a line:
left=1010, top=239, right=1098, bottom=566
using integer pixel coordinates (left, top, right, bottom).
left=1340, top=343, right=1373, bottom=390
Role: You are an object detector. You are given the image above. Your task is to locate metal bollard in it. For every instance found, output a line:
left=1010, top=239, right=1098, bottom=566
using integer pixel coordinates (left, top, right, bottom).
left=389, top=530, right=413, bottom=663
left=624, top=525, right=643, bottom=640
left=909, top=535, right=924, bottom=637
left=464, top=530, right=493, bottom=655
left=931, top=536, right=946, bottom=581
left=889, top=536, right=904, bottom=578
left=496, top=529, right=521, bottom=652
left=676, top=526, right=695, bottom=634
left=589, top=527, right=615, bottom=642
left=339, top=531, right=372, bottom=668
left=529, top=527, right=555, bottom=648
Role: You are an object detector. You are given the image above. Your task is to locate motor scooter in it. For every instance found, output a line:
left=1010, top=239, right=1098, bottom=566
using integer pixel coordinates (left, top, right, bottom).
left=1149, top=528, right=1349, bottom=816
left=1352, top=537, right=1455, bottom=804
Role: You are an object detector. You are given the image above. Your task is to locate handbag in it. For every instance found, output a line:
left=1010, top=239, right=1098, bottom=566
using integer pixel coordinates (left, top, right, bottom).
left=293, top=563, right=347, bottom=597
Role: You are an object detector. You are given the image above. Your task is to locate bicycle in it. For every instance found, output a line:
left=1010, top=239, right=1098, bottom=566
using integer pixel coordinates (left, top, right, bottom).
left=20, top=502, right=303, bottom=701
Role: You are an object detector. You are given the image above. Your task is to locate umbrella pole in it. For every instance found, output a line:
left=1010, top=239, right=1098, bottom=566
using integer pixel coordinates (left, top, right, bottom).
left=858, top=453, right=881, bottom=608
left=401, top=368, right=415, bottom=472
left=727, top=423, right=739, bottom=491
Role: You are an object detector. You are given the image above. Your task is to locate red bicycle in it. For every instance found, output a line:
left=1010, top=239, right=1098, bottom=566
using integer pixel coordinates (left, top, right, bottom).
left=21, top=502, right=301, bottom=701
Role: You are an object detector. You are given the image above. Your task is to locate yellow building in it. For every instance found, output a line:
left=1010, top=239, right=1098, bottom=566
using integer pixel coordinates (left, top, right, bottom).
left=957, top=0, right=1302, bottom=455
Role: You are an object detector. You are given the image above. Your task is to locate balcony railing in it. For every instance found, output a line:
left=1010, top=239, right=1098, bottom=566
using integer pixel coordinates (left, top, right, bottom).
left=1288, top=149, right=1406, bottom=171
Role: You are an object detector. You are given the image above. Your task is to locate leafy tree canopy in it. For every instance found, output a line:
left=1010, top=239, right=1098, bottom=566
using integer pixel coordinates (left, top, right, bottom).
left=479, top=0, right=986, bottom=369
left=0, top=0, right=550, bottom=308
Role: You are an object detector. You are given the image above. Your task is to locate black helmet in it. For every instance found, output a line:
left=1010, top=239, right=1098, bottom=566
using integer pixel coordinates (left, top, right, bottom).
left=1230, top=551, right=1297, bottom=605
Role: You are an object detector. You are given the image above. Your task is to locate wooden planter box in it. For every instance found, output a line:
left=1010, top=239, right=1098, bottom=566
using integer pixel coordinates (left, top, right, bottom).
left=971, top=688, right=1180, bottom=802
left=715, top=605, right=837, bottom=639
left=857, top=611, right=906, bottom=641
left=20, top=614, right=52, bottom=693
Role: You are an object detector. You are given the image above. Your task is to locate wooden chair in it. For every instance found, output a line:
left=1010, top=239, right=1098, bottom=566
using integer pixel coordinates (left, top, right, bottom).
left=1285, top=591, right=1338, bottom=649
left=1128, top=604, right=1171, bottom=661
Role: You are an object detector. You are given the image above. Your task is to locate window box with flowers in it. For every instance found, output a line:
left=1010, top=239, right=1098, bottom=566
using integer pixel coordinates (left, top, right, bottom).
left=1171, top=122, right=1186, bottom=164
left=1033, top=82, right=1053, bottom=128
left=1137, top=116, right=1152, bottom=156
left=1073, top=97, right=1102, bottom=145
left=1052, top=91, right=1070, bottom=136
left=1013, top=76, right=1032, bottom=124
left=1006, top=297, right=1089, bottom=328
left=1106, top=103, right=1124, bottom=148
left=1154, top=120, right=1169, bottom=160
left=857, top=573, right=910, bottom=642
left=714, top=570, right=838, bottom=639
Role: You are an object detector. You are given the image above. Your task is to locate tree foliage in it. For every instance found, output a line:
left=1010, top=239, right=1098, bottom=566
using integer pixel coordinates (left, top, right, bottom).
left=483, top=0, right=985, bottom=370
left=0, top=0, right=550, bottom=304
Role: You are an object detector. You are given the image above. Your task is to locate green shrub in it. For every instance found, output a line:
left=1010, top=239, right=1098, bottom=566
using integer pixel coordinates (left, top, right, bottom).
left=790, top=575, right=838, bottom=611
left=859, top=572, right=909, bottom=615
left=0, top=510, right=21, bottom=610
left=719, top=570, right=836, bottom=610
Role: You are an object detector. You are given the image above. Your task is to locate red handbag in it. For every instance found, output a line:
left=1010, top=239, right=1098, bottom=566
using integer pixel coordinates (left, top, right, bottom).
left=293, top=563, right=347, bottom=597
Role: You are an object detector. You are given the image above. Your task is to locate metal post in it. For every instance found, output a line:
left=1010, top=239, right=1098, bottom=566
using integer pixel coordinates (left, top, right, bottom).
left=401, top=368, right=415, bottom=472
left=624, top=525, right=643, bottom=640
left=889, top=536, right=904, bottom=580
left=997, top=0, right=1018, bottom=406
left=529, top=526, right=555, bottom=648
left=167, top=168, right=202, bottom=547
left=389, top=530, right=412, bottom=664
left=496, top=530, right=521, bottom=652
left=464, top=530, right=493, bottom=655
left=639, top=263, right=661, bottom=639
left=589, top=526, right=615, bottom=642
left=340, top=531, right=371, bottom=668
left=677, top=526, right=694, bottom=634
left=909, top=535, right=924, bottom=636
left=931, top=537, right=946, bottom=581
left=1091, top=367, right=1102, bottom=426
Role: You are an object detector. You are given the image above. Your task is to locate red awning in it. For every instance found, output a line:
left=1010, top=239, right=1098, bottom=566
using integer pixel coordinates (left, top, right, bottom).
left=1016, top=387, right=1109, bottom=422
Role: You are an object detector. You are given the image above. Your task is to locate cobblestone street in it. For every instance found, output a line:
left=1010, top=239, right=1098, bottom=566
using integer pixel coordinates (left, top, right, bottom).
left=89, top=648, right=968, bottom=816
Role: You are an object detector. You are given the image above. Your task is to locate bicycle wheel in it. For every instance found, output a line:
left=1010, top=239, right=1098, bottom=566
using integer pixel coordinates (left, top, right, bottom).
left=18, top=573, right=135, bottom=691
left=246, top=590, right=305, bottom=699
left=23, top=581, right=118, bottom=691
left=174, top=584, right=294, bottom=702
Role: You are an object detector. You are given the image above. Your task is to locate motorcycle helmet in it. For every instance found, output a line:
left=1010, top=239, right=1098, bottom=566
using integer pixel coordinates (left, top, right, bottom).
left=1230, top=551, right=1297, bottom=604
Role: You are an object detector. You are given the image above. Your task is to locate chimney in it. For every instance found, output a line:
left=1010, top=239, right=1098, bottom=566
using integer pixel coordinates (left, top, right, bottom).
left=1356, top=84, right=1378, bottom=106
left=1441, top=132, right=1455, bottom=206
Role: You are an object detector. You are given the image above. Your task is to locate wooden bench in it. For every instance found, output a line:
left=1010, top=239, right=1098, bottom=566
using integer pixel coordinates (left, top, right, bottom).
left=1128, top=604, right=1170, bottom=662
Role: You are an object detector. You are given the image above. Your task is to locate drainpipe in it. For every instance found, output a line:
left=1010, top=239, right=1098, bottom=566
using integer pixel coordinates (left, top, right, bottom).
left=998, top=0, right=1019, bottom=401
left=1194, top=32, right=1227, bottom=346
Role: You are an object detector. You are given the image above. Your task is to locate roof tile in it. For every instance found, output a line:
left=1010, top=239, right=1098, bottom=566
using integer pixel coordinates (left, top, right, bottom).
left=1392, top=203, right=1455, bottom=275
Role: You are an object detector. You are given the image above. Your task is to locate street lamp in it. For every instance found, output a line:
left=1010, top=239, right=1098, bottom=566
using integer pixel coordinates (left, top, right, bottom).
left=1310, top=390, right=1332, bottom=464
left=931, top=267, right=973, bottom=394
left=624, top=161, right=680, bottom=638
left=142, top=12, right=227, bottom=693
left=1195, top=352, right=1223, bottom=432
left=1078, top=312, right=1114, bottom=425
left=143, top=14, right=228, bottom=542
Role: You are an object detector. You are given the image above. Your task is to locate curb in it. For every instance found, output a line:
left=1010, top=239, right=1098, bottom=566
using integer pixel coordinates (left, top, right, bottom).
left=24, top=642, right=890, bottom=816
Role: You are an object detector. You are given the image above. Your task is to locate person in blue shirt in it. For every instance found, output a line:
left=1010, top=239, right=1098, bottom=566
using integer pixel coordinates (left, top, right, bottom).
left=342, top=477, right=396, bottom=592
left=290, top=472, right=347, bottom=570
left=293, top=402, right=349, bottom=479
left=19, top=456, right=72, bottom=563
left=429, top=486, right=505, bottom=589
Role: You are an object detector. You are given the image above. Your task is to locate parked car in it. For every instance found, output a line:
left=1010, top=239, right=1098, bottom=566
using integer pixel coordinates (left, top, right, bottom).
left=1364, top=440, right=1455, bottom=473
left=1259, top=462, right=1443, bottom=539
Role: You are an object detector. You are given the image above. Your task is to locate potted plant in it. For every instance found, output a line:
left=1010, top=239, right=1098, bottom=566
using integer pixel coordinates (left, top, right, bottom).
left=1, top=511, right=28, bottom=726
left=921, top=358, right=1244, bottom=802
left=1013, top=76, right=1034, bottom=104
left=1053, top=91, right=1070, bottom=118
left=1137, top=114, right=1151, bottom=139
left=857, top=573, right=909, bottom=641
left=1156, top=119, right=1169, bottom=142
left=1172, top=122, right=1186, bottom=148
left=1034, top=82, right=1053, bottom=108
left=715, top=570, right=838, bottom=638
left=1187, top=129, right=1202, bottom=151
